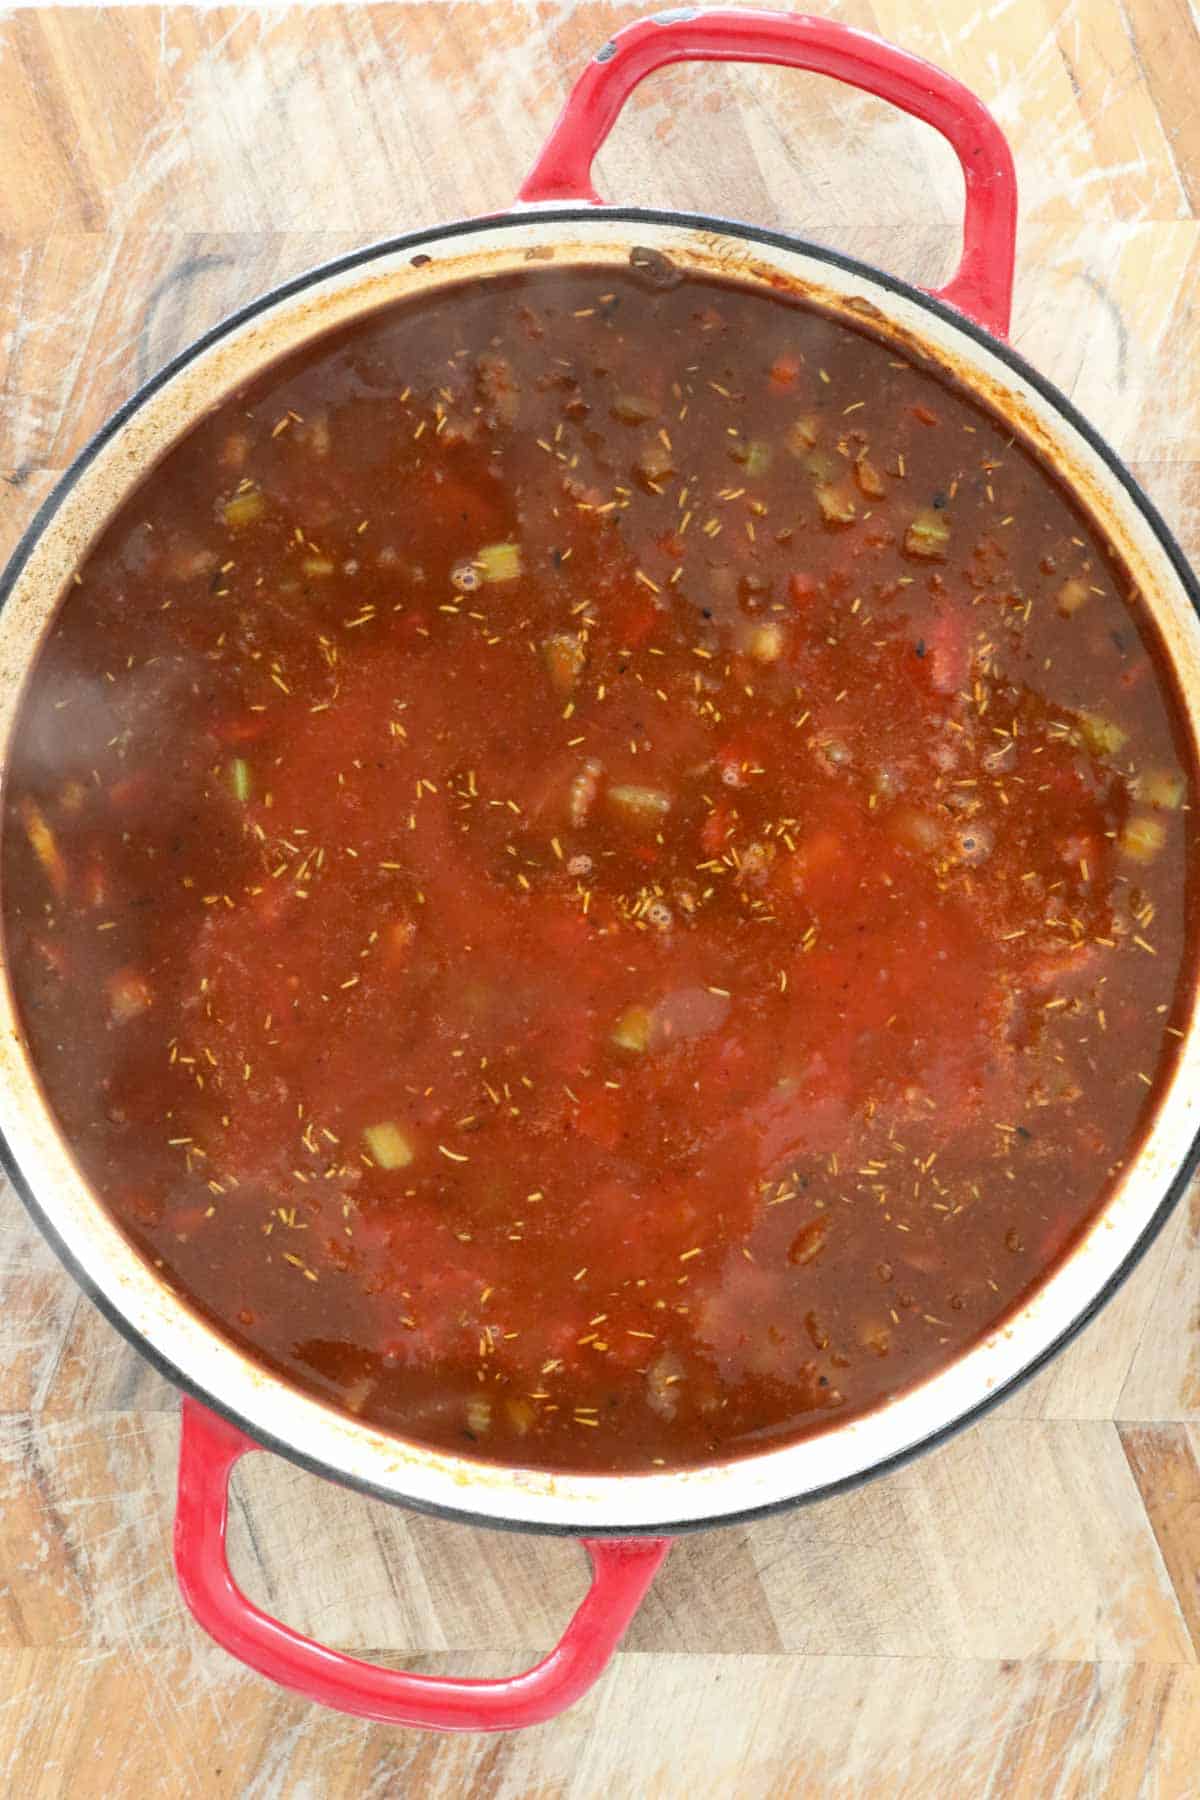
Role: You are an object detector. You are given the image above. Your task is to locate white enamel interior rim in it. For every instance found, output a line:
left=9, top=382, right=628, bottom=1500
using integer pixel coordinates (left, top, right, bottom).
left=1, top=210, right=1198, bottom=1534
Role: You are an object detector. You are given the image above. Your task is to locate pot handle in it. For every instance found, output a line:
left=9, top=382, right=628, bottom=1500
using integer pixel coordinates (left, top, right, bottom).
left=174, top=1398, right=671, bottom=1730
left=518, top=7, right=1017, bottom=339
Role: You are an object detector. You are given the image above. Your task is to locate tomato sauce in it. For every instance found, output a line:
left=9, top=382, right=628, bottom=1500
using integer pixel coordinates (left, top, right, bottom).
left=4, top=259, right=1197, bottom=1472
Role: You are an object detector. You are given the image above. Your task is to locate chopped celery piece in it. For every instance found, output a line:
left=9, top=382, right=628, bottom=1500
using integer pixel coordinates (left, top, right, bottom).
left=1056, top=577, right=1089, bottom=615
left=1079, top=712, right=1127, bottom=757
left=1120, top=816, right=1166, bottom=863
left=477, top=542, right=522, bottom=583
left=1136, top=768, right=1185, bottom=810
left=743, top=440, right=772, bottom=479
left=612, top=1005, right=652, bottom=1052
left=229, top=758, right=252, bottom=803
left=608, top=783, right=672, bottom=826
left=904, top=508, right=950, bottom=558
left=222, top=488, right=265, bottom=528
left=363, top=1122, right=415, bottom=1169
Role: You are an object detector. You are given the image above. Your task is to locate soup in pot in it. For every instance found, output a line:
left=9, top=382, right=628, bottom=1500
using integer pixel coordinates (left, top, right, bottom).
left=4, top=259, right=1196, bottom=1471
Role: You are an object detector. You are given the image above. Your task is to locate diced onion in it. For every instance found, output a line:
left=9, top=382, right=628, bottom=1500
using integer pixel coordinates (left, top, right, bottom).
left=646, top=1351, right=685, bottom=1419
left=636, top=439, right=675, bottom=484
left=465, top=1396, right=492, bottom=1436
left=108, top=968, right=152, bottom=1024
left=785, top=415, right=821, bottom=456
left=816, top=480, right=857, bottom=526
left=607, top=784, right=672, bottom=826
left=788, top=1216, right=831, bottom=1265
left=568, top=759, right=603, bottom=827
left=1056, top=577, right=1089, bottom=616
left=1136, top=767, right=1185, bottom=809
left=854, top=454, right=885, bottom=498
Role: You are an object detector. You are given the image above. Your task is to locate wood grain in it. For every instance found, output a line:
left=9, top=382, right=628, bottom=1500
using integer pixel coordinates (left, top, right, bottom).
left=2, top=4, right=1200, bottom=1794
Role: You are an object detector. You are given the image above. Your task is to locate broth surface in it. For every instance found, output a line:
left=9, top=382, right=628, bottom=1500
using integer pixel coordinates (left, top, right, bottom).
left=4, top=260, right=1196, bottom=1471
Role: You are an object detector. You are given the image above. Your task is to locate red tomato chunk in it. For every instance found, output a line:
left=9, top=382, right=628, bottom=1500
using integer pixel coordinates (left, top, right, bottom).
left=3, top=261, right=1197, bottom=1473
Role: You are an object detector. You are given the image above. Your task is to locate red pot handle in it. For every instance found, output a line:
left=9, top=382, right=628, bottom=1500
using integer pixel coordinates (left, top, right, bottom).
left=519, top=7, right=1016, bottom=339
left=174, top=1397, right=671, bottom=1730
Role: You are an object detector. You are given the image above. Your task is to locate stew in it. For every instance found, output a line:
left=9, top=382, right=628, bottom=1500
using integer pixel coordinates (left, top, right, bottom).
left=4, top=258, right=1196, bottom=1473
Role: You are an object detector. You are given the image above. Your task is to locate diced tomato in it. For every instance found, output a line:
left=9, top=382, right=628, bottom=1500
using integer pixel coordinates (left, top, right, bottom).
left=715, top=730, right=768, bottom=788
left=574, top=1085, right=624, bottom=1151
left=769, top=355, right=801, bottom=391
left=82, top=852, right=109, bottom=910
left=1119, top=658, right=1151, bottom=693
left=926, top=608, right=971, bottom=694
left=613, top=592, right=660, bottom=649
left=380, top=916, right=417, bottom=970
left=165, top=1205, right=211, bottom=1241
left=215, top=712, right=272, bottom=747
left=784, top=828, right=850, bottom=905
left=420, top=468, right=504, bottom=540
left=32, top=935, right=69, bottom=980
left=701, top=799, right=736, bottom=853
left=108, top=774, right=152, bottom=812
left=789, top=571, right=818, bottom=606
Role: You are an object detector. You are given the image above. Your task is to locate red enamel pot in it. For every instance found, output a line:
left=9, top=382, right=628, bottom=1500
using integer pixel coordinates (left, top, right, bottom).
left=3, top=9, right=1199, bottom=1732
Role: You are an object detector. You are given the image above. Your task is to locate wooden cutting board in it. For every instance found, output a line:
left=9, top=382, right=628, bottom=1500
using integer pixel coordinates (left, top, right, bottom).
left=2, top=5, right=1199, bottom=1795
